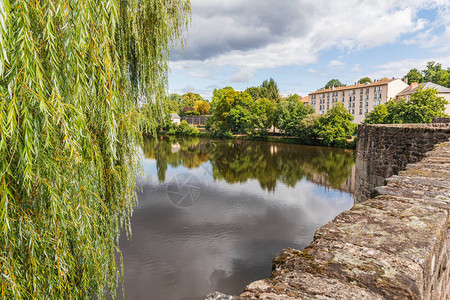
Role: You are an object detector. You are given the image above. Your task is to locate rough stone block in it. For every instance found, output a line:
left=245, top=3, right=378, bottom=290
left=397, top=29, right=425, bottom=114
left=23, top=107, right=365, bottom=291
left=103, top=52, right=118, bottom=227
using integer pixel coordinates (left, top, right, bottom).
left=272, top=240, right=424, bottom=299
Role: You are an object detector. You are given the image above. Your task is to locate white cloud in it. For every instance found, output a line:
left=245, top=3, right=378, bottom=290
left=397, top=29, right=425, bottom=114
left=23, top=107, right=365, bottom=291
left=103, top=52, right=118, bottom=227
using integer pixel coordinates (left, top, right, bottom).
left=328, top=60, right=345, bottom=68
left=368, top=56, right=450, bottom=80
left=402, top=3, right=450, bottom=53
left=171, top=0, right=446, bottom=82
left=170, top=85, right=213, bottom=100
left=230, top=69, right=255, bottom=83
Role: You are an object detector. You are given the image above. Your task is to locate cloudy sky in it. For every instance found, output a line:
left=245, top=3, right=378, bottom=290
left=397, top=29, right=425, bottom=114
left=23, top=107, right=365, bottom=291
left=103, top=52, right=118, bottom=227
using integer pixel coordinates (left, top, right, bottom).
left=168, top=0, right=450, bottom=100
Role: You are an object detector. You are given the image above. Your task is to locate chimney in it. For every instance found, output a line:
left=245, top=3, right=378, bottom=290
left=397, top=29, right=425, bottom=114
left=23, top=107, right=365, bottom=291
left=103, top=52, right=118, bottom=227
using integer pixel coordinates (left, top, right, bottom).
left=403, top=77, right=408, bottom=84
left=410, top=82, right=419, bottom=89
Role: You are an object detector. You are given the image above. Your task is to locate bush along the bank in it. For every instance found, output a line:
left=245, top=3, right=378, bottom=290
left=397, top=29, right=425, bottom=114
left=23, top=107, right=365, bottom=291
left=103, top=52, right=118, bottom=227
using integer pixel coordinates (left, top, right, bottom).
left=167, top=120, right=200, bottom=136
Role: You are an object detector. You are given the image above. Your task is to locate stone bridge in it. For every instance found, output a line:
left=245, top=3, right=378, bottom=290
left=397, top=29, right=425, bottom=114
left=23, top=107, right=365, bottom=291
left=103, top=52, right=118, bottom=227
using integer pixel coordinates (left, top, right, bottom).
left=208, top=122, right=450, bottom=299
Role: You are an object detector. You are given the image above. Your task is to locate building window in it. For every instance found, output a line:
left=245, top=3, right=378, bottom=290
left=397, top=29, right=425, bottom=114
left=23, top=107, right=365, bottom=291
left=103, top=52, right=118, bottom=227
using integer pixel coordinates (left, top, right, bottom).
left=359, top=109, right=362, bottom=115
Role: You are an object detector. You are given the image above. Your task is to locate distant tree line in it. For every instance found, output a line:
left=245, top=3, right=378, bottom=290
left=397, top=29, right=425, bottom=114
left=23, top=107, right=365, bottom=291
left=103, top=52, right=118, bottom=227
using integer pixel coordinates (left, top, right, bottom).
left=167, top=92, right=210, bottom=116
left=163, top=67, right=449, bottom=145
left=204, top=78, right=357, bottom=147
left=404, top=61, right=450, bottom=88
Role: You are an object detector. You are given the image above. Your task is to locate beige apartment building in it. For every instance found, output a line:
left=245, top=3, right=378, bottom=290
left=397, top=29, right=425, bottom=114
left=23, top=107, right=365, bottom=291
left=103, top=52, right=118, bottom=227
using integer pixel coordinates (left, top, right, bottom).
left=308, top=78, right=409, bottom=123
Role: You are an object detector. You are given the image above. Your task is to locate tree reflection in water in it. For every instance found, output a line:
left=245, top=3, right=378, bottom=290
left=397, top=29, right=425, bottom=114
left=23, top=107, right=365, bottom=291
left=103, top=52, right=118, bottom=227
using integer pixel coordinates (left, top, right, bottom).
left=142, top=136, right=355, bottom=192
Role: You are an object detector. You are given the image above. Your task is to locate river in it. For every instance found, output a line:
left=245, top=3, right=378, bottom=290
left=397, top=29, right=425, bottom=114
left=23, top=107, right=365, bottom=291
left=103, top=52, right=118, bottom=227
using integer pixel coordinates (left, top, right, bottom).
left=116, top=136, right=355, bottom=299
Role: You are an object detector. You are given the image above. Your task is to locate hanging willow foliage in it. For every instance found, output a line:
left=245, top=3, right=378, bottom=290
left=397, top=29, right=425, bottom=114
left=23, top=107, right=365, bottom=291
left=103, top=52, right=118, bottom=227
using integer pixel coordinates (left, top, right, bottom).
left=0, top=0, right=190, bottom=298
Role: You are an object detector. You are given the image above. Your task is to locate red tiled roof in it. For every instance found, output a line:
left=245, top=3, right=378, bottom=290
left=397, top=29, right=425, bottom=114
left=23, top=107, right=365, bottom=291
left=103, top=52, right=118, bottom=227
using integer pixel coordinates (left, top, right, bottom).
left=309, top=78, right=397, bottom=95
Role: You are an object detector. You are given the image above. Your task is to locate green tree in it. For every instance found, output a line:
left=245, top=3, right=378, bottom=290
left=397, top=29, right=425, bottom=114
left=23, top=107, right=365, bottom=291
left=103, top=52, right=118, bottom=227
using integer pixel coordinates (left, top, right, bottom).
left=365, top=87, right=448, bottom=124
left=245, top=86, right=262, bottom=101
left=0, top=1, right=190, bottom=299
left=210, top=87, right=239, bottom=123
left=324, top=79, right=344, bottom=89
left=251, top=98, right=276, bottom=135
left=404, top=68, right=423, bottom=84
left=315, top=103, right=356, bottom=146
left=170, top=93, right=183, bottom=102
left=227, top=106, right=253, bottom=133
left=234, top=91, right=254, bottom=109
left=182, top=92, right=203, bottom=108
left=422, top=61, right=450, bottom=87
left=363, top=103, right=391, bottom=124
left=194, top=100, right=211, bottom=115
left=225, top=92, right=254, bottom=133
left=275, top=94, right=314, bottom=136
left=260, top=78, right=280, bottom=102
left=358, top=77, right=372, bottom=84
left=403, top=87, right=448, bottom=123
left=297, top=114, right=320, bottom=141
left=166, top=93, right=184, bottom=114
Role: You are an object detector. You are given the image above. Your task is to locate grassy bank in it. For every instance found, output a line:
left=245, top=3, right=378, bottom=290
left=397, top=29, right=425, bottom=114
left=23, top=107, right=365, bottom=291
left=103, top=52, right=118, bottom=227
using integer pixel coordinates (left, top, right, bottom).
left=156, top=129, right=357, bottom=149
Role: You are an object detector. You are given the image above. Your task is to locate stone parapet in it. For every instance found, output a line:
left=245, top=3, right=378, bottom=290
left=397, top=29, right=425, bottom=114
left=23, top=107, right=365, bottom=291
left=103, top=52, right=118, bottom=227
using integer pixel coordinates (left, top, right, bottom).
left=207, top=123, right=450, bottom=300
left=355, top=123, right=450, bottom=203
left=432, top=118, right=450, bottom=123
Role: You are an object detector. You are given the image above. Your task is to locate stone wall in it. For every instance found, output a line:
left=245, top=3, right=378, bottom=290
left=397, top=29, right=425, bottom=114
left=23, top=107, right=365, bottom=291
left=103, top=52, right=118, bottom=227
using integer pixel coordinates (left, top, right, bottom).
left=181, top=115, right=209, bottom=126
left=207, top=123, right=450, bottom=300
left=355, top=123, right=450, bottom=203
left=433, top=117, right=450, bottom=124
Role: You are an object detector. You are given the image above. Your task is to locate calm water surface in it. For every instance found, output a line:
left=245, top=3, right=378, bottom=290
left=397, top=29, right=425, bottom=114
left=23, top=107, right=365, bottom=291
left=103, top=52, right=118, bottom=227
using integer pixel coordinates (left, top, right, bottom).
left=117, top=137, right=355, bottom=300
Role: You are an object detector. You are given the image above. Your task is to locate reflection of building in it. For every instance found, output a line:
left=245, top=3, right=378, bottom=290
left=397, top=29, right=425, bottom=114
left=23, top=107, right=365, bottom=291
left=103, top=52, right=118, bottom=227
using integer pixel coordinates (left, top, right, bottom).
left=171, top=113, right=181, bottom=125
left=308, top=78, right=408, bottom=124
left=270, top=145, right=278, bottom=155
left=309, top=164, right=356, bottom=194
left=171, top=143, right=180, bottom=152
left=396, top=82, right=450, bottom=115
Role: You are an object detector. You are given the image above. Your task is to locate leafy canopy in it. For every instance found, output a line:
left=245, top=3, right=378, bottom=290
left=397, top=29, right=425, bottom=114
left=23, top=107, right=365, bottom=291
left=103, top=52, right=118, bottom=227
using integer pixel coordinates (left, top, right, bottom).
left=364, top=87, right=448, bottom=124
left=403, top=61, right=450, bottom=88
left=324, top=79, right=344, bottom=89
left=358, top=77, right=372, bottom=84
left=315, top=103, right=357, bottom=146
left=0, top=1, right=190, bottom=299
left=275, top=94, right=314, bottom=136
left=182, top=92, right=204, bottom=108
left=260, top=78, right=280, bottom=102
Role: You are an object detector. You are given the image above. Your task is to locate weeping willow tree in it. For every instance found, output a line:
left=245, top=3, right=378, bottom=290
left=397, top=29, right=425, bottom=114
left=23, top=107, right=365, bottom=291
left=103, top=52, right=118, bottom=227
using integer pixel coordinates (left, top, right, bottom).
left=0, top=1, right=190, bottom=298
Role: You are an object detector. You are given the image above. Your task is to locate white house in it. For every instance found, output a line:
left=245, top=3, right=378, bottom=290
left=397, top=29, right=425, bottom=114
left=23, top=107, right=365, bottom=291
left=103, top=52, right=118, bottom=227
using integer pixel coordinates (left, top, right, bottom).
left=171, top=113, right=181, bottom=125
